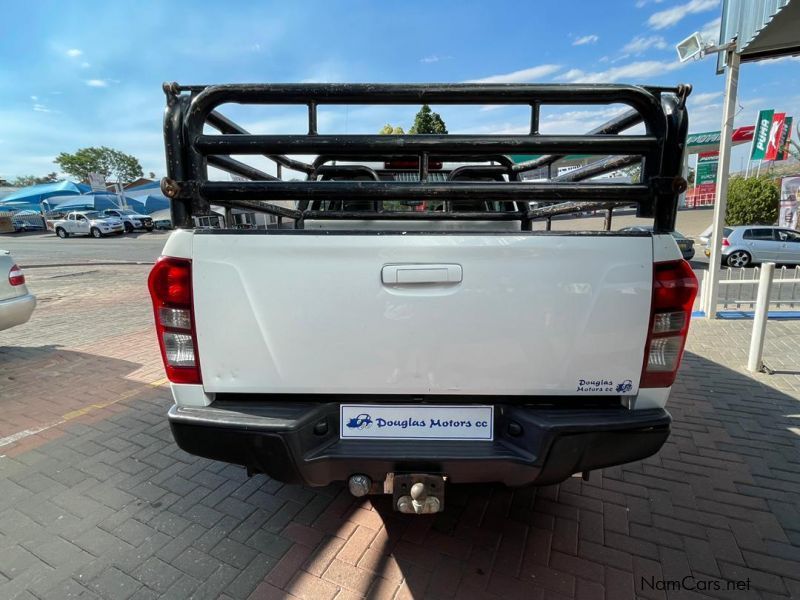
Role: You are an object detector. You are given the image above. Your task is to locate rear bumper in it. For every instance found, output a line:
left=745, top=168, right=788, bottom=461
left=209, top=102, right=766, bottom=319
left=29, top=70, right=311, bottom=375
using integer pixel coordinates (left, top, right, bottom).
left=0, top=293, right=36, bottom=331
left=168, top=401, right=670, bottom=487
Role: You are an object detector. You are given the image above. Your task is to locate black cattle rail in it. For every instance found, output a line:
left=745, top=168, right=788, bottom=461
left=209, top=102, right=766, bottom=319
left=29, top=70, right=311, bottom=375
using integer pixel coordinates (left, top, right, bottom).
left=162, top=82, right=690, bottom=232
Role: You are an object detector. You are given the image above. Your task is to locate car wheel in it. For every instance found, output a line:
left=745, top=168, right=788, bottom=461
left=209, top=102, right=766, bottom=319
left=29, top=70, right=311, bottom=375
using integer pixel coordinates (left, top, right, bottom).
left=91, top=227, right=103, bottom=238
left=145, top=226, right=154, bottom=232
left=124, top=222, right=134, bottom=233
left=56, top=227, right=68, bottom=239
left=726, top=250, right=751, bottom=268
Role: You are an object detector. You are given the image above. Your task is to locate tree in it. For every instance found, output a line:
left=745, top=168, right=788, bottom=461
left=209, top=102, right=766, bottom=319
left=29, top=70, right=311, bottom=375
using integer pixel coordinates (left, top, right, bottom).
left=11, top=173, right=59, bottom=186
left=379, top=124, right=405, bottom=134
left=725, top=176, right=780, bottom=226
left=54, top=146, right=143, bottom=184
left=408, top=105, right=448, bottom=134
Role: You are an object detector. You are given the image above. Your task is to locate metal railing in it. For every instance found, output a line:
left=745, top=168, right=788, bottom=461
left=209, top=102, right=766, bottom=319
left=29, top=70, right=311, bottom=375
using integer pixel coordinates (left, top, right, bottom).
left=161, top=81, right=692, bottom=233
left=699, top=266, right=800, bottom=309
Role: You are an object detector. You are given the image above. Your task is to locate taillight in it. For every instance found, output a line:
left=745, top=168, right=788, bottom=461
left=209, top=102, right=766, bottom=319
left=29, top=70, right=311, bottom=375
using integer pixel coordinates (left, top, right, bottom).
left=8, top=264, right=25, bottom=286
left=721, top=238, right=730, bottom=247
left=148, top=257, right=201, bottom=384
left=640, top=260, right=698, bottom=388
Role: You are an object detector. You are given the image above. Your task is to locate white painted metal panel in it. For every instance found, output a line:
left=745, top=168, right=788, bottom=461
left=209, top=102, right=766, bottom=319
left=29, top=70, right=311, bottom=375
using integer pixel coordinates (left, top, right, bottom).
left=191, top=233, right=653, bottom=396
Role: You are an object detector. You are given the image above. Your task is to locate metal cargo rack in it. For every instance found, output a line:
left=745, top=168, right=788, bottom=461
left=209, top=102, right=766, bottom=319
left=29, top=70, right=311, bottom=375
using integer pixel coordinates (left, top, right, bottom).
left=161, top=82, right=691, bottom=232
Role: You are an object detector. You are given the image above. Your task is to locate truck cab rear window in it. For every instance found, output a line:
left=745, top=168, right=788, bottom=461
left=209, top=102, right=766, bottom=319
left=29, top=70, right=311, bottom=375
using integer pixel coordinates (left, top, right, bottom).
left=311, top=200, right=517, bottom=212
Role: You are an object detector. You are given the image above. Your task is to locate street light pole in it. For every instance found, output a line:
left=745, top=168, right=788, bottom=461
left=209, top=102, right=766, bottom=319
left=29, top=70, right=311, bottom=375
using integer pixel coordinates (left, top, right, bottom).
left=703, top=45, right=740, bottom=318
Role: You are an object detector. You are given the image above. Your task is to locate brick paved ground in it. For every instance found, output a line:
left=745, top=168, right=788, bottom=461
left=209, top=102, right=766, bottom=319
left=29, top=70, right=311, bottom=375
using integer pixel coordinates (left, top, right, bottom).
left=1, top=265, right=799, bottom=599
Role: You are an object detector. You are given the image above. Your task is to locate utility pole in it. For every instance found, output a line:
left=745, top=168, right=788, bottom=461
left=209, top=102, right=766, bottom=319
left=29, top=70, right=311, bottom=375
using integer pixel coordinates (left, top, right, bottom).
left=703, top=44, right=740, bottom=318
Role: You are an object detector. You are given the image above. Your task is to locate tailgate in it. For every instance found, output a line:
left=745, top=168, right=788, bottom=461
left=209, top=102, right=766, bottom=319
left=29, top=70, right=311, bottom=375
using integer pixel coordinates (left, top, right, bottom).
left=192, top=232, right=652, bottom=396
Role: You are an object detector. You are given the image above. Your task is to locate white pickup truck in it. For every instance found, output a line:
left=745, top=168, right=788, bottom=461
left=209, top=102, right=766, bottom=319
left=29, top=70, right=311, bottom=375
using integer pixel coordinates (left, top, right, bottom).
left=150, top=82, right=697, bottom=513
left=52, top=210, right=125, bottom=238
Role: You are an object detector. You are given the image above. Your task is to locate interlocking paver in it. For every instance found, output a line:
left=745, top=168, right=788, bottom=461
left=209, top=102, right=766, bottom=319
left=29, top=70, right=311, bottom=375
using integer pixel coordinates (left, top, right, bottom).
left=86, top=565, right=142, bottom=600
left=132, top=557, right=183, bottom=594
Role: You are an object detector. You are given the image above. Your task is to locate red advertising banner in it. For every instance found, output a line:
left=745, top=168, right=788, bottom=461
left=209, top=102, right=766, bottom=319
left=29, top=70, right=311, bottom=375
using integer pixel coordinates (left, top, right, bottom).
left=765, top=113, right=786, bottom=160
left=776, top=116, right=793, bottom=161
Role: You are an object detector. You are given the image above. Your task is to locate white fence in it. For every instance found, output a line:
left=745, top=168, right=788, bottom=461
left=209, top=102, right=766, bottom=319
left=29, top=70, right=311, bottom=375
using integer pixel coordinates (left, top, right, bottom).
left=698, top=266, right=800, bottom=311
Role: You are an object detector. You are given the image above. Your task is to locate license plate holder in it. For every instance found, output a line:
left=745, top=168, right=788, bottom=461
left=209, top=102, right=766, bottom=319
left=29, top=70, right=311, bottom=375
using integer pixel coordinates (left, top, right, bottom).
left=340, top=404, right=494, bottom=441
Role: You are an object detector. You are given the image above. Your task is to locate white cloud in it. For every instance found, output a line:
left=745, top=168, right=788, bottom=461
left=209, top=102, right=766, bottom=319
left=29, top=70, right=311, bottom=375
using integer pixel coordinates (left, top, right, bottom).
left=622, top=35, right=668, bottom=54
left=80, top=61, right=91, bottom=69
left=420, top=54, right=452, bottom=64
left=699, top=17, right=721, bottom=43
left=560, top=68, right=585, bottom=81
left=648, top=0, right=719, bottom=30
left=66, top=48, right=83, bottom=57
left=85, top=79, right=109, bottom=87
left=32, top=104, right=52, bottom=113
left=467, top=64, right=561, bottom=83
left=573, top=34, right=599, bottom=46
left=689, top=91, right=722, bottom=105
left=30, top=95, right=38, bottom=101
left=688, top=95, right=768, bottom=131
left=464, top=106, right=637, bottom=137
left=757, top=55, right=800, bottom=66
left=558, top=59, right=684, bottom=83
left=540, top=106, right=632, bottom=134
left=636, top=0, right=665, bottom=7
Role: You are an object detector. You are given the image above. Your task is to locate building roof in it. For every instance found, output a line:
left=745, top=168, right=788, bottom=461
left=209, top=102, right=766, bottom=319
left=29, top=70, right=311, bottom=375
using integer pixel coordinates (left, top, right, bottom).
left=718, top=0, right=799, bottom=72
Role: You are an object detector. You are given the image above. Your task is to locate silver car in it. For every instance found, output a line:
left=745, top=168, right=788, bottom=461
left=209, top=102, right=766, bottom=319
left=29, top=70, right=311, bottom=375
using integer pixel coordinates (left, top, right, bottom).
left=0, top=250, right=35, bottom=331
left=705, top=226, right=800, bottom=267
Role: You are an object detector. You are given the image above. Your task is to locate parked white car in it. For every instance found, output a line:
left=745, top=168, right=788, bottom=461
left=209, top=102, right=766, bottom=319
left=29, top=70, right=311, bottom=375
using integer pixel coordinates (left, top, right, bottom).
left=52, top=211, right=125, bottom=238
left=0, top=250, right=35, bottom=332
left=103, top=209, right=154, bottom=233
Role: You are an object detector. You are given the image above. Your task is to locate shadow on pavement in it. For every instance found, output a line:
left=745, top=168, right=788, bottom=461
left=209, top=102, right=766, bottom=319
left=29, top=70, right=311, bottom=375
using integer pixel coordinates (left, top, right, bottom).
left=0, top=351, right=798, bottom=599
left=0, top=345, right=160, bottom=453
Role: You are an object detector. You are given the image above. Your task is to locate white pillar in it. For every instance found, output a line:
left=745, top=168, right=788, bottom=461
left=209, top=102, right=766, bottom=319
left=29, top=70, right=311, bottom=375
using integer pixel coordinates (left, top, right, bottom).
left=703, top=48, right=740, bottom=318
left=747, top=262, right=775, bottom=373
left=680, top=151, right=689, bottom=208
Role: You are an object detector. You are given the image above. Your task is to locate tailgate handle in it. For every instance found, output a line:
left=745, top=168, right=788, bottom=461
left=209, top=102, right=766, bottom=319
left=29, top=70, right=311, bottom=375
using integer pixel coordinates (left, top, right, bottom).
left=382, top=264, right=462, bottom=285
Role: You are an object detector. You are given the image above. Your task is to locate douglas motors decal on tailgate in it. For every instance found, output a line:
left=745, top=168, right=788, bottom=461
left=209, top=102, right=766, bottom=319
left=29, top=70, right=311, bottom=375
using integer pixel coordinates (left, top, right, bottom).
left=340, top=404, right=493, bottom=440
left=576, top=378, right=634, bottom=393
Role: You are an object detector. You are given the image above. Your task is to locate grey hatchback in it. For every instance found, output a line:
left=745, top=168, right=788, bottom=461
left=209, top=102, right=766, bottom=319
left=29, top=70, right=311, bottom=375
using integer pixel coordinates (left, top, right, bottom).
left=705, top=226, right=800, bottom=267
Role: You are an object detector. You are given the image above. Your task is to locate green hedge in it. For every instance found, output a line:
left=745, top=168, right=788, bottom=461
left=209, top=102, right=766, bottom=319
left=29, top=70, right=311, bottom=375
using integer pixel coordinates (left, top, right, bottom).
left=725, top=176, right=780, bottom=226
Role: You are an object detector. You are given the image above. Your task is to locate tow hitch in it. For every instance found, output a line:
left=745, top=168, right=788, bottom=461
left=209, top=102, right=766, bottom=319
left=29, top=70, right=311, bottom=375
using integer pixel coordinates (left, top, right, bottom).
left=348, top=473, right=446, bottom=514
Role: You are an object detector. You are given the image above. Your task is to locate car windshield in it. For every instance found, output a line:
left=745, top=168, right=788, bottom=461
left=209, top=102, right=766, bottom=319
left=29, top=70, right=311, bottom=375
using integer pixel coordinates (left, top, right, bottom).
left=117, top=210, right=138, bottom=216
left=81, top=212, right=103, bottom=219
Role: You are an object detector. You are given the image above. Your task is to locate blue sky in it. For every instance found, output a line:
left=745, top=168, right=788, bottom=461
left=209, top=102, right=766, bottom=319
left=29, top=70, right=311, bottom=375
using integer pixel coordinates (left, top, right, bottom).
left=1, top=0, right=798, bottom=180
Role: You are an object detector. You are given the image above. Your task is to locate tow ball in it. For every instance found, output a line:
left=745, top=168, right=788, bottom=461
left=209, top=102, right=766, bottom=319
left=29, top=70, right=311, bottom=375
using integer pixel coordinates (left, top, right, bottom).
left=393, top=474, right=447, bottom=514
left=347, top=473, right=446, bottom=514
